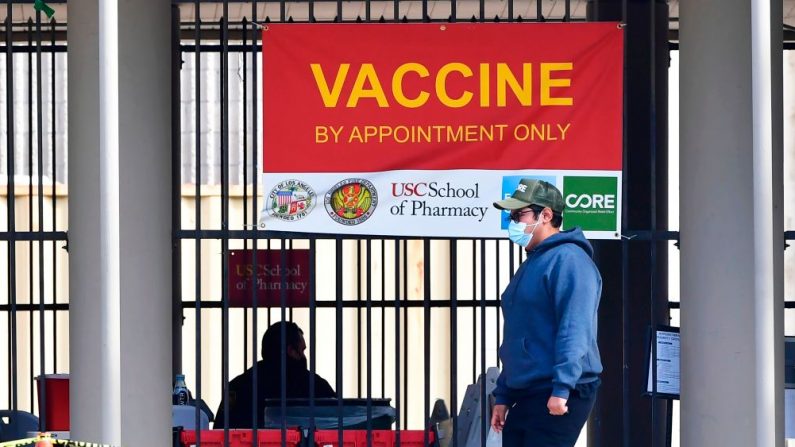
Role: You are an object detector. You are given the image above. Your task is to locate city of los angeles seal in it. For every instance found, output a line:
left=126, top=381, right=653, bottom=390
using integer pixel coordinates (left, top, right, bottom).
left=324, top=178, right=378, bottom=225
left=268, top=179, right=316, bottom=221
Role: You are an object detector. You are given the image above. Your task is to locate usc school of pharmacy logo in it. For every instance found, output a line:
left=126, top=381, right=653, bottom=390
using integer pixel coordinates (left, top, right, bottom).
left=324, top=178, right=378, bottom=225
left=268, top=179, right=316, bottom=221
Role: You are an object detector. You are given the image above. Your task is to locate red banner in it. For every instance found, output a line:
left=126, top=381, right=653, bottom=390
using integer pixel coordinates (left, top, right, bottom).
left=228, top=250, right=310, bottom=308
left=262, top=23, right=623, bottom=173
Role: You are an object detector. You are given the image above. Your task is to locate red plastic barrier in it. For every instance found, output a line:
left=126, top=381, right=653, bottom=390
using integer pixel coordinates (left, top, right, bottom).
left=313, top=430, right=436, bottom=447
left=180, top=429, right=302, bottom=447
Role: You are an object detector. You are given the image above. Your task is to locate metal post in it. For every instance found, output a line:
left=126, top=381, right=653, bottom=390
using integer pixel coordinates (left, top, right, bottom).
left=586, top=1, right=670, bottom=446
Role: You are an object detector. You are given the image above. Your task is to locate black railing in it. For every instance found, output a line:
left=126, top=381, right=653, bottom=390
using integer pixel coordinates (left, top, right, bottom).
left=0, top=1, right=791, bottom=447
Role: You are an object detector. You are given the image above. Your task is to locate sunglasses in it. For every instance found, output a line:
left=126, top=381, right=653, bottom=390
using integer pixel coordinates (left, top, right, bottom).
left=509, top=209, right=534, bottom=223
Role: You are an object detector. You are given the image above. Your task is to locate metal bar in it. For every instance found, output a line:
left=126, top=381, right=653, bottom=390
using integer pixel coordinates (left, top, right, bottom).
left=394, top=239, right=402, bottom=439
left=358, top=242, right=363, bottom=397
left=508, top=239, right=515, bottom=279
left=0, top=45, right=66, bottom=53
left=220, top=4, right=231, bottom=442
left=537, top=0, right=542, bottom=21
left=279, top=239, right=289, bottom=447
left=366, top=239, right=373, bottom=447
left=479, top=239, right=487, bottom=447
left=423, top=239, right=431, bottom=446
left=185, top=15, right=541, bottom=30
left=35, top=8, right=47, bottom=428
left=495, top=241, right=500, bottom=368
left=380, top=241, right=386, bottom=399
left=0, top=232, right=68, bottom=241
left=0, top=303, right=69, bottom=312
left=472, top=240, right=476, bottom=384
left=649, top=0, right=659, bottom=441
left=27, top=17, right=34, bottom=416
left=171, top=1, right=183, bottom=382
left=393, top=0, right=399, bottom=23
left=175, top=229, right=512, bottom=241
left=6, top=0, right=18, bottom=417
left=450, top=240, right=458, bottom=447
left=50, top=17, right=57, bottom=374
left=308, top=237, right=317, bottom=444
left=402, top=239, right=408, bottom=429
left=0, top=299, right=697, bottom=313
left=179, top=299, right=504, bottom=309
left=192, top=0, right=204, bottom=439
left=336, top=236, right=344, bottom=446
left=242, top=17, right=249, bottom=373
left=620, top=0, right=630, bottom=444
left=621, top=0, right=630, bottom=444
left=250, top=0, right=260, bottom=435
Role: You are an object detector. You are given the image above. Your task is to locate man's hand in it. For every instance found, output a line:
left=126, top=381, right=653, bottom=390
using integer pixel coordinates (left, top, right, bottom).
left=547, top=396, right=569, bottom=416
left=491, top=404, right=508, bottom=432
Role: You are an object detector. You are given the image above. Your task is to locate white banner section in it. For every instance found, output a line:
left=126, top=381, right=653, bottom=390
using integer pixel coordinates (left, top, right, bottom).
left=258, top=170, right=621, bottom=239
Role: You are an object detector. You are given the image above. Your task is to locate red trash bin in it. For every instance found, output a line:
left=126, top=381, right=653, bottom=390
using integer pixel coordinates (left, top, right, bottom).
left=35, top=374, right=70, bottom=431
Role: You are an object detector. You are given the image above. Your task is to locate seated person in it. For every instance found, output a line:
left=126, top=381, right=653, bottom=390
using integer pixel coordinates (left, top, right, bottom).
left=214, top=321, right=336, bottom=428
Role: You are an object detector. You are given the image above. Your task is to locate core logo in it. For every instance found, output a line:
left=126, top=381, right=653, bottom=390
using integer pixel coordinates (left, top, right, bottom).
left=562, top=176, right=618, bottom=232
left=565, top=194, right=616, bottom=209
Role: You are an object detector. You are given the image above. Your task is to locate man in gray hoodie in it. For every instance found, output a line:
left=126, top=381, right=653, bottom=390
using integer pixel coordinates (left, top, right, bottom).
left=490, top=178, right=602, bottom=447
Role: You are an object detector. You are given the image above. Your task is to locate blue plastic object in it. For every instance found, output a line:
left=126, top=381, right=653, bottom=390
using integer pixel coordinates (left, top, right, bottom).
left=0, top=410, right=39, bottom=441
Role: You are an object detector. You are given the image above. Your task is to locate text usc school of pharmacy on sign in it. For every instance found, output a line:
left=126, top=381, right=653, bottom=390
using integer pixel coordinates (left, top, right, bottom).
left=259, top=23, right=623, bottom=238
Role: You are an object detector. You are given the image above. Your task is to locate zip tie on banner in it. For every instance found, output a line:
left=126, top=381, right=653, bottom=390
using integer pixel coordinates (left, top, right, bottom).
left=251, top=21, right=269, bottom=30
left=620, top=234, right=637, bottom=241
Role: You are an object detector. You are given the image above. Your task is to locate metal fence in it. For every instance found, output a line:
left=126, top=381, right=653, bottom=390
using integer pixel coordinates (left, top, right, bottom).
left=0, top=4, right=68, bottom=435
left=6, top=1, right=793, bottom=447
left=171, top=2, right=668, bottom=447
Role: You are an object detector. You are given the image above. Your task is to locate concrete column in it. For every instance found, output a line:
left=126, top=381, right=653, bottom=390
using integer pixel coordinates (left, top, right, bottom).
left=69, top=0, right=172, bottom=445
left=117, top=0, right=173, bottom=445
left=68, top=0, right=121, bottom=443
left=680, top=0, right=783, bottom=446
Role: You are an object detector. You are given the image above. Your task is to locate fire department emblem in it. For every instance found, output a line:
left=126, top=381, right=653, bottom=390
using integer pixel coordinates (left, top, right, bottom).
left=324, top=178, right=378, bottom=225
left=268, top=179, right=316, bottom=222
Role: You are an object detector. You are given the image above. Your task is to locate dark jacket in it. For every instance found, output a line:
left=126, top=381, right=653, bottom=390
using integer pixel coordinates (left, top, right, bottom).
left=214, top=358, right=336, bottom=428
left=493, top=228, right=603, bottom=405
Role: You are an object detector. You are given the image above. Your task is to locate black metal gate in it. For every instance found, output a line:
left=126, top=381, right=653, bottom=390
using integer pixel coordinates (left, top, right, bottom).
left=12, top=1, right=795, bottom=447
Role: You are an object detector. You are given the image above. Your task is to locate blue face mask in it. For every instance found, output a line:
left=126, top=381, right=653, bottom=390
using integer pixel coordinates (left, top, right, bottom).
left=507, top=218, right=541, bottom=248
